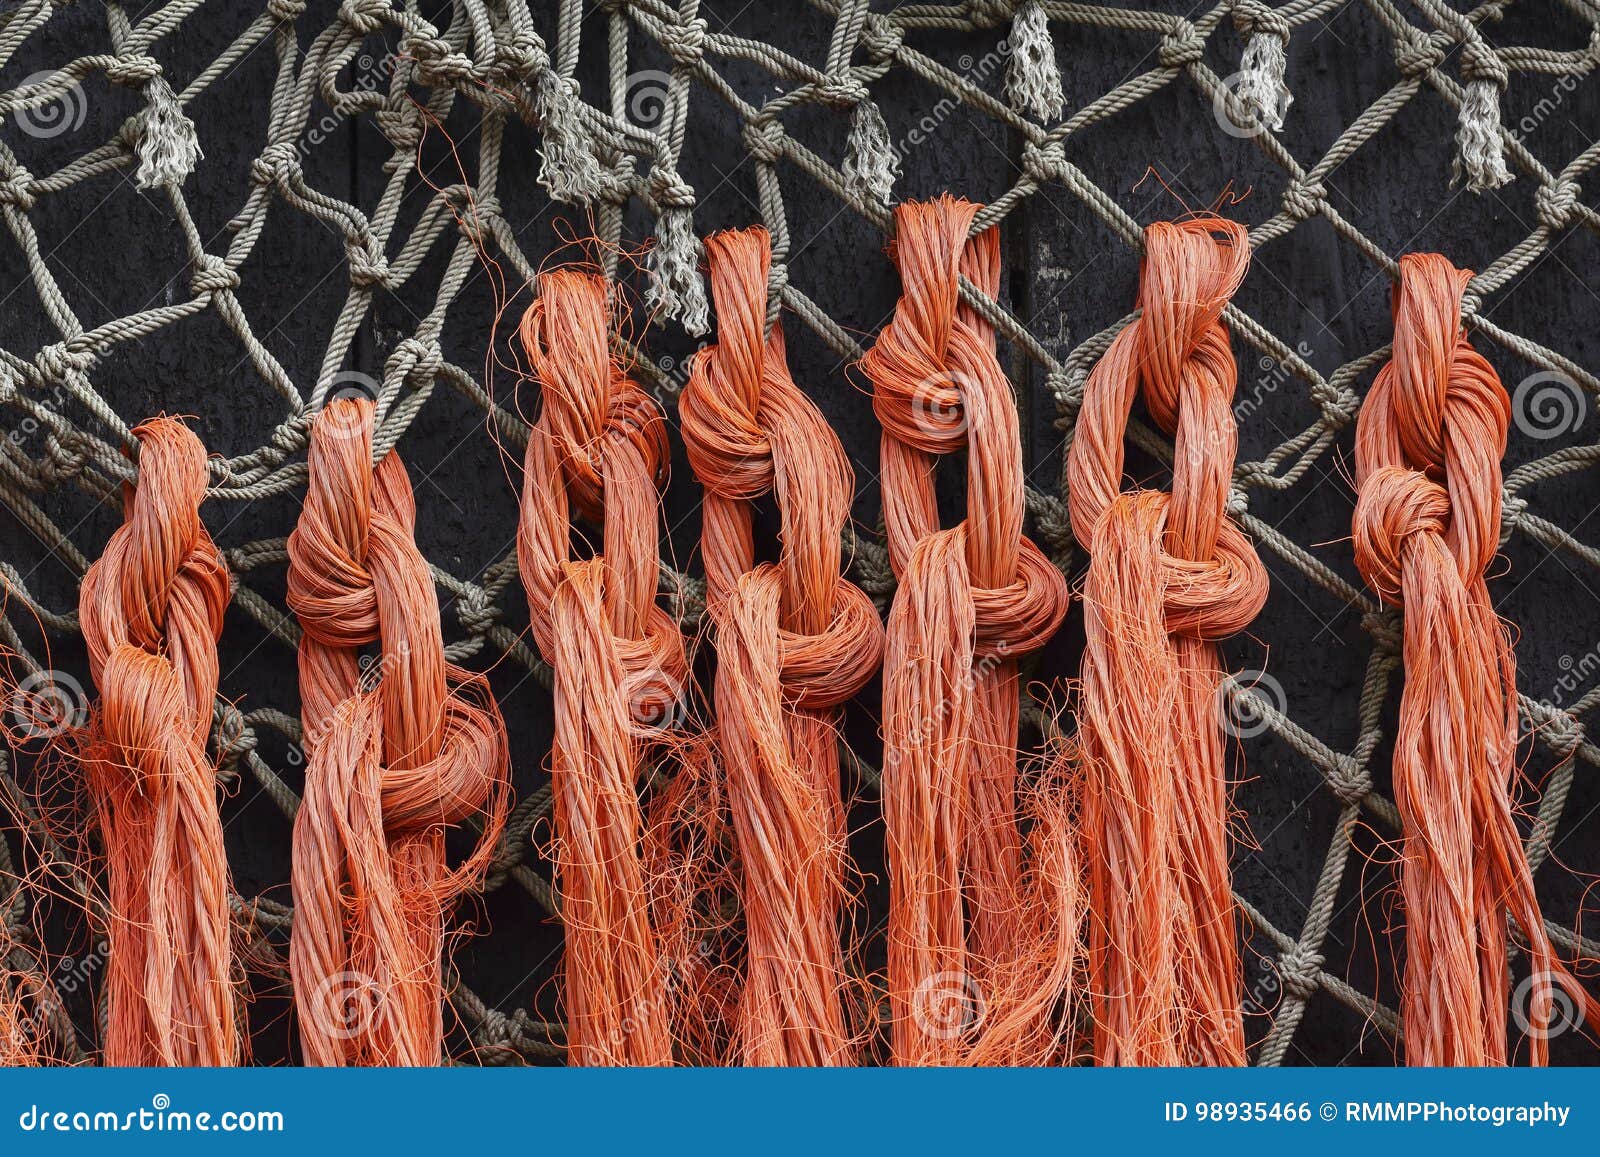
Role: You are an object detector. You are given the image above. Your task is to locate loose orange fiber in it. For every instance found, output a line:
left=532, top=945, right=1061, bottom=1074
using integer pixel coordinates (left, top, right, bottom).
left=517, top=268, right=687, bottom=1066
left=1066, top=218, right=1266, bottom=1066
left=861, top=196, right=1077, bottom=1066
left=78, top=417, right=240, bottom=1065
left=287, top=397, right=509, bottom=1066
left=680, top=226, right=884, bottom=1065
left=1352, top=253, right=1598, bottom=1065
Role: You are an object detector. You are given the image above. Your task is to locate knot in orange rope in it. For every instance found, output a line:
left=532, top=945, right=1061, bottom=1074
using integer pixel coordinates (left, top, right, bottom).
left=683, top=225, right=883, bottom=1065
left=1353, top=253, right=1508, bottom=597
left=1065, top=216, right=1261, bottom=1067
left=79, top=416, right=237, bottom=1066
left=1068, top=217, right=1267, bottom=638
left=286, top=397, right=508, bottom=1066
left=683, top=225, right=883, bottom=696
left=1349, top=252, right=1594, bottom=1067
left=82, top=418, right=228, bottom=765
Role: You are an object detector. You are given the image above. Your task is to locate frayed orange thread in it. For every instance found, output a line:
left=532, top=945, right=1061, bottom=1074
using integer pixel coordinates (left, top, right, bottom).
left=681, top=226, right=884, bottom=1066
left=78, top=417, right=240, bottom=1066
left=861, top=196, right=1075, bottom=1066
left=1352, top=253, right=1599, bottom=1066
left=518, top=268, right=691, bottom=1066
left=1066, top=217, right=1266, bottom=1067
left=286, top=397, right=509, bottom=1066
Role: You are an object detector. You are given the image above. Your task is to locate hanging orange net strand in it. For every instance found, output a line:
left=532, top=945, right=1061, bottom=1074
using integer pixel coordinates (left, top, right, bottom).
left=1352, top=253, right=1600, bottom=1066
left=77, top=416, right=240, bottom=1066
left=680, top=226, right=884, bottom=1066
left=861, top=195, right=1077, bottom=1066
left=286, top=396, right=509, bottom=1066
left=1066, top=217, right=1266, bottom=1067
left=517, top=268, right=689, bottom=1066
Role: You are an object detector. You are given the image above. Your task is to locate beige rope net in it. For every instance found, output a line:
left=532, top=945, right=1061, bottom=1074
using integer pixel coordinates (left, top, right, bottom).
left=1, top=0, right=1599, bottom=1064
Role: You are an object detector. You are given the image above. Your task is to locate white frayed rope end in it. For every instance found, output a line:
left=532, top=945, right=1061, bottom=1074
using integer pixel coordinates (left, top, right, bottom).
left=1005, top=0, right=1064, bottom=121
left=533, top=69, right=603, bottom=204
left=1454, top=78, right=1512, bottom=192
left=648, top=202, right=710, bottom=337
left=843, top=99, right=899, bottom=204
left=1236, top=31, right=1292, bottom=133
left=133, top=75, right=201, bottom=189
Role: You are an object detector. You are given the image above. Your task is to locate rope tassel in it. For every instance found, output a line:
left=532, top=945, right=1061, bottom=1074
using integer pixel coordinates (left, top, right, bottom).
left=647, top=194, right=711, bottom=336
left=1236, top=29, right=1292, bottom=132
left=533, top=68, right=603, bottom=204
left=79, top=418, right=239, bottom=1065
left=861, top=196, right=1077, bottom=1066
left=681, top=227, right=885, bottom=1065
left=1065, top=218, right=1266, bottom=1066
left=517, top=268, right=708, bottom=1065
left=1454, top=77, right=1512, bottom=191
left=132, top=74, right=201, bottom=189
left=1006, top=0, right=1065, bottom=121
left=286, top=398, right=509, bottom=1066
left=1352, top=253, right=1596, bottom=1064
left=844, top=97, right=899, bottom=204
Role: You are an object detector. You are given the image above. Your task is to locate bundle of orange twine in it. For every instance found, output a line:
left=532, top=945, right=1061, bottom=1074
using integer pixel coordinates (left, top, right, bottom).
left=1352, top=253, right=1598, bottom=1065
left=1066, top=217, right=1266, bottom=1066
left=517, top=267, right=694, bottom=1066
left=78, top=416, right=239, bottom=1065
left=680, top=226, right=884, bottom=1065
left=861, top=195, right=1077, bottom=1066
left=286, top=396, right=509, bottom=1066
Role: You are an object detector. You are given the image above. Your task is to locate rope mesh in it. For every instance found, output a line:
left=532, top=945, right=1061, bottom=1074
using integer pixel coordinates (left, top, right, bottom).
left=1, top=0, right=1599, bottom=1065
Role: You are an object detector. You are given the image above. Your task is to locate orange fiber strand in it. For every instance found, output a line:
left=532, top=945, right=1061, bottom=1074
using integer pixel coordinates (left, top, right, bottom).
left=518, top=268, right=688, bottom=1066
left=861, top=195, right=1073, bottom=1065
left=681, top=226, right=884, bottom=1066
left=1066, top=218, right=1267, bottom=1066
left=1352, top=253, right=1599, bottom=1065
left=287, top=397, right=509, bottom=1066
left=77, top=417, right=239, bottom=1066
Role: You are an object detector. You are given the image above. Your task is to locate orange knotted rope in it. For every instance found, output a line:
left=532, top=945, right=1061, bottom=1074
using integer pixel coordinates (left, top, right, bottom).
left=1066, top=217, right=1266, bottom=1067
left=680, top=226, right=884, bottom=1066
left=861, top=196, right=1075, bottom=1066
left=1352, top=253, right=1598, bottom=1065
left=518, top=268, right=687, bottom=1066
left=78, top=416, right=239, bottom=1065
left=287, top=397, right=509, bottom=1066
